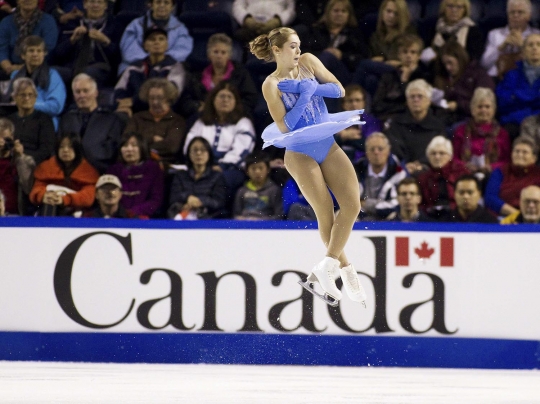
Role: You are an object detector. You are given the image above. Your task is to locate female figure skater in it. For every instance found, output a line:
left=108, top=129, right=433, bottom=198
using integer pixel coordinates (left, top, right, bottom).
left=249, top=27, right=367, bottom=307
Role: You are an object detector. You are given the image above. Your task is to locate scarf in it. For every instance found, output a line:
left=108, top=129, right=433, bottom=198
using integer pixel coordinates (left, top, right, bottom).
left=461, top=119, right=500, bottom=165
left=201, top=60, right=234, bottom=92
left=73, top=16, right=109, bottom=75
left=523, top=60, right=540, bottom=85
left=433, top=17, right=475, bottom=48
left=13, top=62, right=50, bottom=90
left=14, top=7, right=44, bottom=58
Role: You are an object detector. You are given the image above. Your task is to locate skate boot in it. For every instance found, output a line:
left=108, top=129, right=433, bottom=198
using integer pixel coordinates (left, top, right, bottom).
left=298, top=257, right=342, bottom=306
left=339, top=264, right=367, bottom=308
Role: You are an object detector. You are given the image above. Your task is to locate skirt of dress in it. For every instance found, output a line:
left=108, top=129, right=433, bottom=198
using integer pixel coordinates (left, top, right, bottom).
left=261, top=110, right=365, bottom=149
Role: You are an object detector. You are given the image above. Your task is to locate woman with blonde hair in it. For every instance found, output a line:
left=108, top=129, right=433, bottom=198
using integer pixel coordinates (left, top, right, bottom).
left=249, top=27, right=367, bottom=307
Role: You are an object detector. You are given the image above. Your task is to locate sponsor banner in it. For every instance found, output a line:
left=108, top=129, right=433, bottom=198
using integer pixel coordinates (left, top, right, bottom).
left=1, top=219, right=540, bottom=342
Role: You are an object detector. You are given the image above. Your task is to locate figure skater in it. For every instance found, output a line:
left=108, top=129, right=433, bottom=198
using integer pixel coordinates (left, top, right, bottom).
left=249, top=27, right=367, bottom=307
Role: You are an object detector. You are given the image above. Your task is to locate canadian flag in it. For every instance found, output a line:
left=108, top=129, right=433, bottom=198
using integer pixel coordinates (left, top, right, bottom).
left=395, top=237, right=454, bottom=267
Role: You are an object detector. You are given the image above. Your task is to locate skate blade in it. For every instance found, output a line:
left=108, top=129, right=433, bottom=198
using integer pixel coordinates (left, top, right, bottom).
left=298, top=280, right=339, bottom=307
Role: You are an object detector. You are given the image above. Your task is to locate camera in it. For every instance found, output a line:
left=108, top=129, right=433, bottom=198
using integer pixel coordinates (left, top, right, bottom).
left=2, top=137, right=14, bottom=151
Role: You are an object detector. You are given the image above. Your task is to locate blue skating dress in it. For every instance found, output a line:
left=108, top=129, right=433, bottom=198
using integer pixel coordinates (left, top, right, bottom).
left=262, top=64, right=364, bottom=163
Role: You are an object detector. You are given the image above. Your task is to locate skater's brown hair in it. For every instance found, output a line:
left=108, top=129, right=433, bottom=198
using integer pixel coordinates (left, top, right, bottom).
left=249, top=27, right=297, bottom=63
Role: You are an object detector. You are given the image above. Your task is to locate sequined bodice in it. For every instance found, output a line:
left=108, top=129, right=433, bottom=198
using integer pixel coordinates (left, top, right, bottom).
left=277, top=64, right=329, bottom=131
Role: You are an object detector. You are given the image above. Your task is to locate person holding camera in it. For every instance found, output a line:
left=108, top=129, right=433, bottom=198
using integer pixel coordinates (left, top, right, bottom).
left=0, top=118, right=36, bottom=215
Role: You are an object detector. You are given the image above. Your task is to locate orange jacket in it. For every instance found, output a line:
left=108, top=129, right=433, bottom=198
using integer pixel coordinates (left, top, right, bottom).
left=30, top=157, right=99, bottom=208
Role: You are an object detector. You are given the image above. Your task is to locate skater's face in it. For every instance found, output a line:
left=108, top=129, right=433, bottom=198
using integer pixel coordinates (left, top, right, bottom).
left=471, top=98, right=495, bottom=124
left=247, top=161, right=270, bottom=186
left=121, top=136, right=141, bottom=166
left=398, top=44, right=421, bottom=67
left=328, top=1, right=349, bottom=28
left=397, top=183, right=421, bottom=211
left=207, top=43, right=231, bottom=69
left=274, top=34, right=301, bottom=67
left=511, top=143, right=537, bottom=167
left=520, top=186, right=540, bottom=223
left=151, top=0, right=174, bottom=20
left=382, top=0, right=398, bottom=28
left=455, top=180, right=481, bottom=214
left=342, top=90, right=365, bottom=111
left=427, top=145, right=451, bottom=169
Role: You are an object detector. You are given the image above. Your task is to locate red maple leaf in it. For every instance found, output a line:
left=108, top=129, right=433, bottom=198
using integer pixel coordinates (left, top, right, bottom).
left=414, top=241, right=434, bottom=259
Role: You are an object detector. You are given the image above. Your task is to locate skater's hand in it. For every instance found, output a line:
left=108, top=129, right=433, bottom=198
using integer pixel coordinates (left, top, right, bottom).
left=298, top=79, right=317, bottom=97
left=277, top=79, right=301, bottom=93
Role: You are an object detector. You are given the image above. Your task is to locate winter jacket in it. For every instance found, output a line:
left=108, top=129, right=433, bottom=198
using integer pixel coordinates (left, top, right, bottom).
left=119, top=11, right=193, bottom=74
left=107, top=160, right=164, bottom=217
left=124, top=110, right=186, bottom=164
left=8, top=110, right=55, bottom=165
left=484, top=163, right=540, bottom=214
left=416, top=159, right=470, bottom=212
left=183, top=118, right=255, bottom=169
left=354, top=154, right=407, bottom=219
left=384, top=109, right=446, bottom=164
left=445, top=206, right=499, bottom=223
left=496, top=61, right=540, bottom=125
left=60, top=108, right=124, bottom=173
left=168, top=167, right=227, bottom=218
left=233, top=179, right=283, bottom=220
left=0, top=12, right=58, bottom=65
left=30, top=156, right=99, bottom=208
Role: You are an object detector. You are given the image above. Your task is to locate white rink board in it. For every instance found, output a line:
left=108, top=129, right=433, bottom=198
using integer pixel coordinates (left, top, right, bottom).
left=1, top=226, right=539, bottom=340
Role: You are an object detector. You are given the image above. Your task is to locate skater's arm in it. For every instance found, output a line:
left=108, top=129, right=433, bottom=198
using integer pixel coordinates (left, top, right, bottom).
left=301, top=53, right=345, bottom=97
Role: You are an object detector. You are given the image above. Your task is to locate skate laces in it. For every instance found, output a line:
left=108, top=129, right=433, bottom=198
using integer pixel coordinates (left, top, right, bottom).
left=343, top=266, right=359, bottom=289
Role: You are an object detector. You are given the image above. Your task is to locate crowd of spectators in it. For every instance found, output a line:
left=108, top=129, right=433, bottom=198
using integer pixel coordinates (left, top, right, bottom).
left=1, top=0, right=540, bottom=225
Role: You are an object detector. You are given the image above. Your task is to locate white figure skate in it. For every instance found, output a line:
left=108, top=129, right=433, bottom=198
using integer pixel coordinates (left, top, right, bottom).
left=339, top=264, right=367, bottom=308
left=298, top=257, right=343, bottom=307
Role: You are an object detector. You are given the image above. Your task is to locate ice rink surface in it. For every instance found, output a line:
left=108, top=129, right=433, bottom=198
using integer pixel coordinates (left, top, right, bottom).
left=0, top=361, right=538, bottom=404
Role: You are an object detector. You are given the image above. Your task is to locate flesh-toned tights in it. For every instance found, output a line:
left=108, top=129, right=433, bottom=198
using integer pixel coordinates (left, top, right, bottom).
left=284, top=143, right=361, bottom=268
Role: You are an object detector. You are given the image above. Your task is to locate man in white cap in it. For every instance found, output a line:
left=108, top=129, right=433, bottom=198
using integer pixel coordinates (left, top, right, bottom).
left=87, top=174, right=129, bottom=218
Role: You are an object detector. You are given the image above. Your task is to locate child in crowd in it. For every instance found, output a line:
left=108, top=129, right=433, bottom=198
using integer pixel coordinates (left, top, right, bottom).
left=233, top=151, right=283, bottom=220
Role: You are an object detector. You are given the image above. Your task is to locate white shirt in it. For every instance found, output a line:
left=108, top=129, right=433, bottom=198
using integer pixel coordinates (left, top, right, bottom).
left=368, top=164, right=388, bottom=179
left=481, top=25, right=540, bottom=77
left=232, top=0, right=296, bottom=26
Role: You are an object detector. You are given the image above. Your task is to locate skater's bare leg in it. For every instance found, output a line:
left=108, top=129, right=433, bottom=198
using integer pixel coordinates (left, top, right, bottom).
left=285, top=150, right=342, bottom=262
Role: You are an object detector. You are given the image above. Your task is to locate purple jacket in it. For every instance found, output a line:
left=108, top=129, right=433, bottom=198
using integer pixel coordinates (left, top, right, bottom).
left=107, top=160, right=164, bottom=217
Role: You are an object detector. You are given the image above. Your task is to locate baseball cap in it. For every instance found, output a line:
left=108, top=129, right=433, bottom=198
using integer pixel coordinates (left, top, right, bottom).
left=143, top=26, right=168, bottom=42
left=96, top=174, right=122, bottom=189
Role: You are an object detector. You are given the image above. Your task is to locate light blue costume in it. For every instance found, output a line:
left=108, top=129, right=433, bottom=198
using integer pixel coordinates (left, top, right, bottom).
left=262, top=64, right=364, bottom=164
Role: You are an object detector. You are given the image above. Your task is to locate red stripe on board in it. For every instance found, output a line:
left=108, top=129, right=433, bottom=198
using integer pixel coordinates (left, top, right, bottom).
left=440, top=237, right=454, bottom=267
left=395, top=237, right=409, bottom=266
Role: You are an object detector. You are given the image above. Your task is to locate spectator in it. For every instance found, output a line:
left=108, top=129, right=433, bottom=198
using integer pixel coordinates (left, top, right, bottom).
left=30, top=133, right=99, bottom=216
left=335, top=84, right=381, bottom=162
left=417, top=135, right=470, bottom=219
left=183, top=81, right=255, bottom=201
left=115, top=26, right=187, bottom=117
left=354, top=132, right=406, bottom=220
left=433, top=41, right=494, bottom=123
left=107, top=133, right=164, bottom=218
left=421, top=0, right=484, bottom=64
left=8, top=77, right=55, bottom=166
left=293, top=0, right=328, bottom=37
left=85, top=174, right=131, bottom=218
left=232, top=0, right=296, bottom=43
left=124, top=77, right=186, bottom=165
left=496, top=33, right=540, bottom=137
left=485, top=136, right=540, bottom=216
left=188, top=33, right=258, bottom=116
left=52, top=0, right=122, bottom=87
left=60, top=73, right=124, bottom=173
left=353, top=0, right=415, bottom=95
left=0, top=117, right=35, bottom=215
left=445, top=174, right=499, bottom=223
left=282, top=177, right=317, bottom=221
left=385, top=79, right=446, bottom=174
left=388, top=177, right=432, bottom=222
left=501, top=185, right=540, bottom=223
left=233, top=150, right=283, bottom=220
left=168, top=136, right=227, bottom=219
left=452, top=87, right=511, bottom=178
left=119, top=0, right=193, bottom=74
left=304, top=0, right=367, bottom=86
left=0, top=0, right=59, bottom=79
left=10, top=36, right=66, bottom=130
left=481, top=0, right=539, bottom=79
left=372, top=33, right=431, bottom=121
left=520, top=112, right=540, bottom=151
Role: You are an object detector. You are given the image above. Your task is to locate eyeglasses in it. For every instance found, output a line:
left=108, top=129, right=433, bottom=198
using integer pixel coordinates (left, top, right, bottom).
left=190, top=148, right=208, bottom=154
left=398, top=192, right=419, bottom=196
left=407, top=94, right=426, bottom=100
left=16, top=92, right=37, bottom=99
left=367, top=146, right=388, bottom=152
